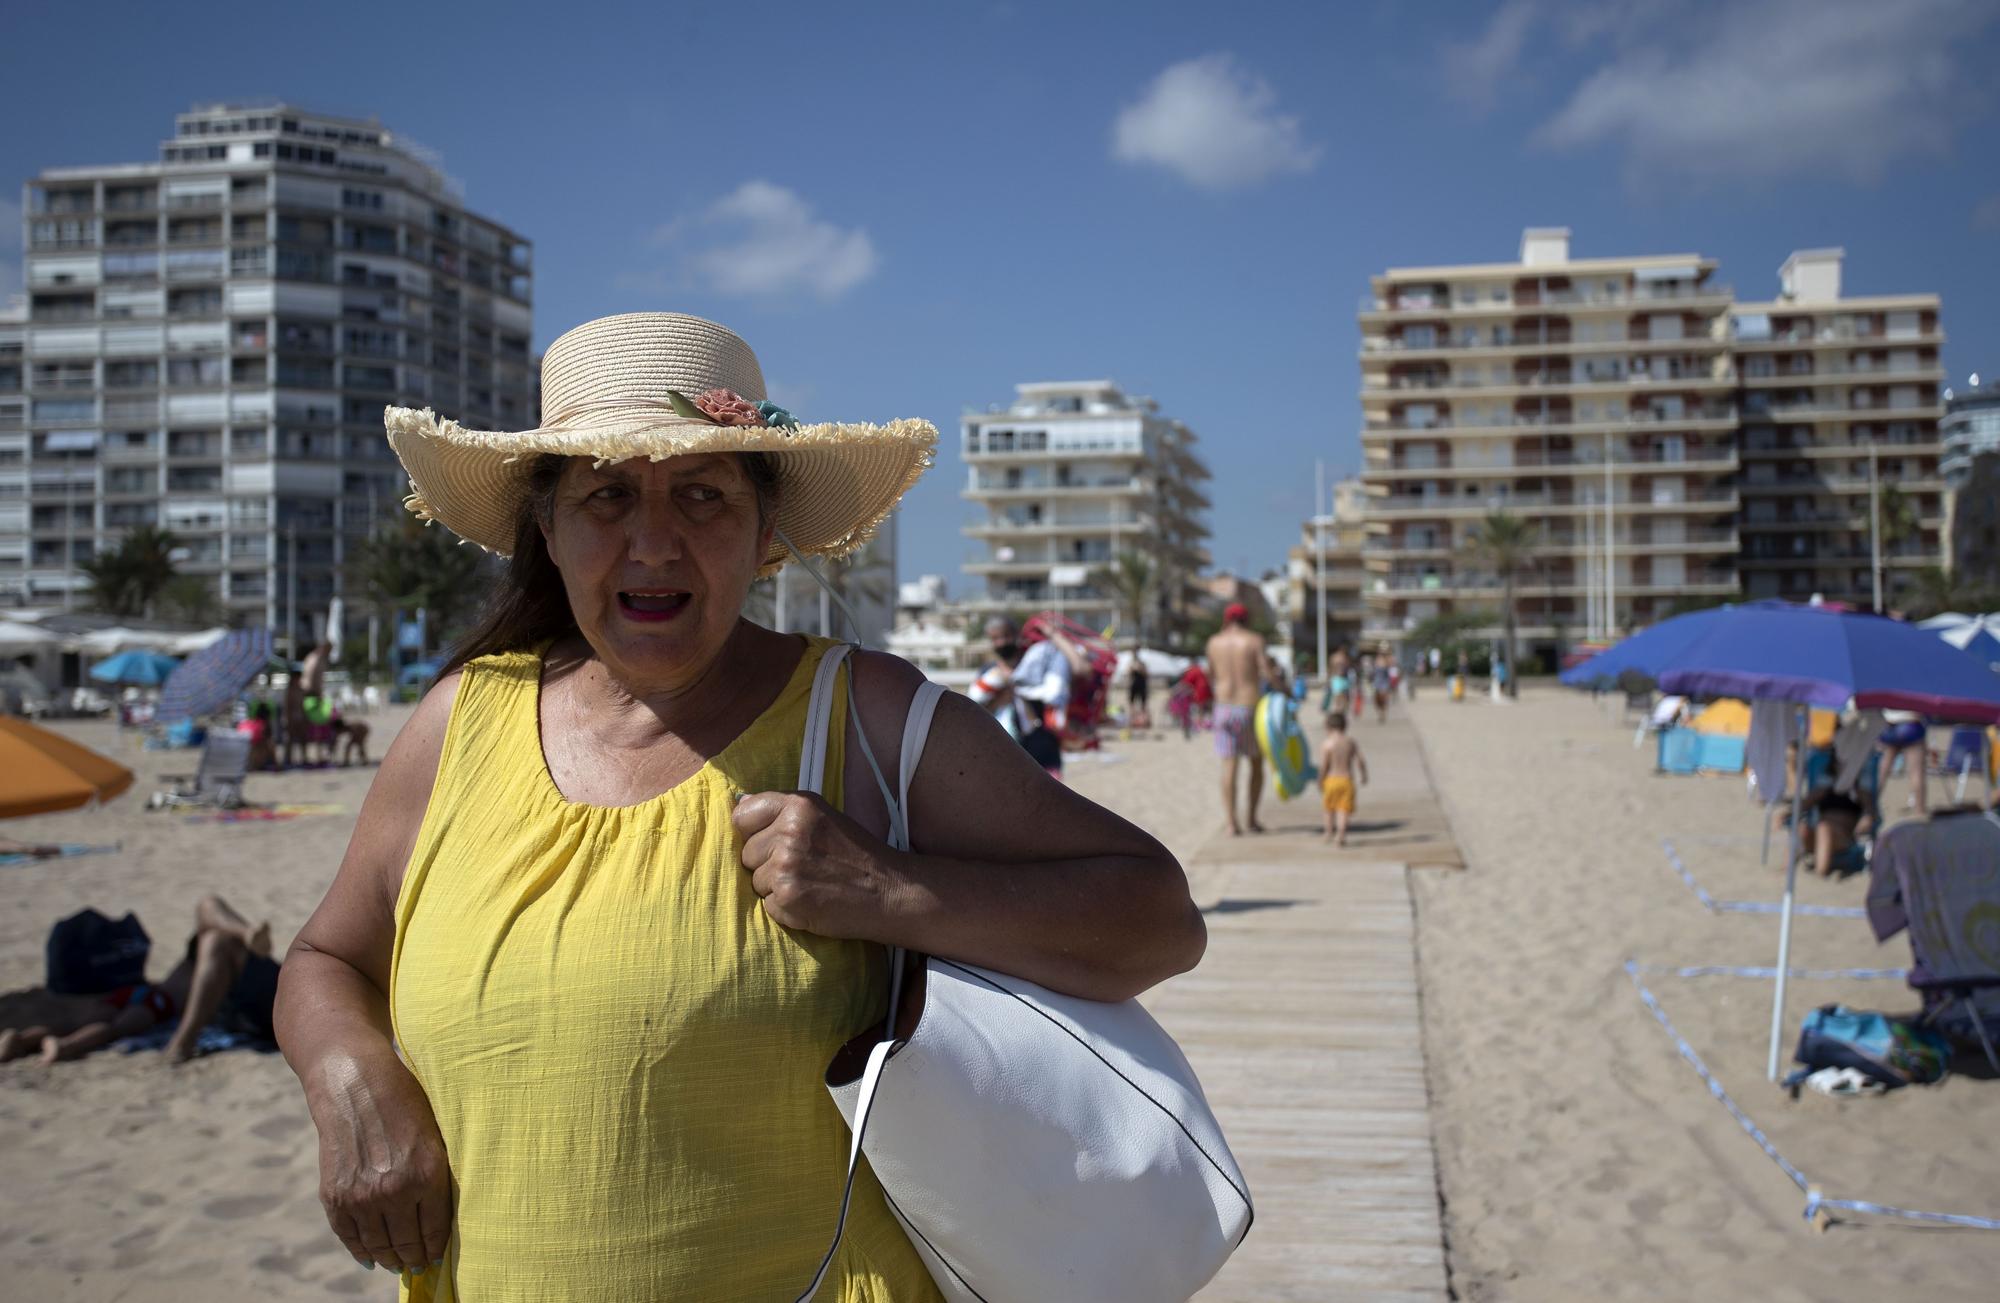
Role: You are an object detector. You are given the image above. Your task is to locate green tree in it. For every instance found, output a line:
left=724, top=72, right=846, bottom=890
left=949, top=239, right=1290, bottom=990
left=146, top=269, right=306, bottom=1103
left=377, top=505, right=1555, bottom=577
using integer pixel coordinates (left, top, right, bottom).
left=159, top=573, right=223, bottom=626
left=345, top=515, right=488, bottom=657
left=1459, top=511, right=1538, bottom=694
left=1091, top=550, right=1155, bottom=647
left=1905, top=566, right=2000, bottom=622
left=79, top=525, right=180, bottom=618
left=1404, top=609, right=1495, bottom=670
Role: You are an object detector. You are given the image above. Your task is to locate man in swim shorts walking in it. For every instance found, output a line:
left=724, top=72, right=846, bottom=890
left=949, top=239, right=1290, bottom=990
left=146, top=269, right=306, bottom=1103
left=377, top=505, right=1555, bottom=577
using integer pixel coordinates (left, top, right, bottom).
left=1207, top=602, right=1275, bottom=836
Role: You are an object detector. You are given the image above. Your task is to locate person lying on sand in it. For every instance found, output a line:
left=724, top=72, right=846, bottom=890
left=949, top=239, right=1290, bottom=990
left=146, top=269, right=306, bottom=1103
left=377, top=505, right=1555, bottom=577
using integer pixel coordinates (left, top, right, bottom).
left=0, top=895, right=279, bottom=1066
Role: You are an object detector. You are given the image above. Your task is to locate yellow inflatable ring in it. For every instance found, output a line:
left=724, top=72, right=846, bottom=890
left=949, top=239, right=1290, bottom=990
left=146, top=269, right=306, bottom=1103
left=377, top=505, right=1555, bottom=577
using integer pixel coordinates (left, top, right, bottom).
left=1254, top=692, right=1317, bottom=800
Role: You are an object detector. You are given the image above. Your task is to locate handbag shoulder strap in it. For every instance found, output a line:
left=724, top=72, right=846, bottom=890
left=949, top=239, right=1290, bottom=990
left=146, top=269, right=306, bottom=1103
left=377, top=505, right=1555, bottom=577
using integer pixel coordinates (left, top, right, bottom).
left=797, top=642, right=855, bottom=797
left=795, top=665, right=947, bottom=1303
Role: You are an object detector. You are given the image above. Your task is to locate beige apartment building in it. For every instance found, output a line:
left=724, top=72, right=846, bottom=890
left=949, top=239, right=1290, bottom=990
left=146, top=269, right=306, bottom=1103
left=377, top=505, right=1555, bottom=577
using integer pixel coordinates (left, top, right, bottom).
left=1359, top=228, right=1741, bottom=656
left=960, top=380, right=1210, bottom=644
left=1733, top=251, right=1946, bottom=605
left=1355, top=230, right=1944, bottom=662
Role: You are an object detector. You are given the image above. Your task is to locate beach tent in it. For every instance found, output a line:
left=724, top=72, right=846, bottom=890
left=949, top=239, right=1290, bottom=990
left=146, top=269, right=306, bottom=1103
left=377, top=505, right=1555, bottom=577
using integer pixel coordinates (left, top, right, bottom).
left=1656, top=602, right=2000, bottom=1079
left=0, top=718, right=134, bottom=817
left=1688, top=699, right=1749, bottom=735
left=0, top=619, right=59, bottom=656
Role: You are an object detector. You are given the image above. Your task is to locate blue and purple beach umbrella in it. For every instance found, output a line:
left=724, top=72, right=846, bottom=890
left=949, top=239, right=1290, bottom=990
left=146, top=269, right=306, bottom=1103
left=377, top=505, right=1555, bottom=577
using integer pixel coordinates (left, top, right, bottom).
left=1648, top=602, right=2000, bottom=1079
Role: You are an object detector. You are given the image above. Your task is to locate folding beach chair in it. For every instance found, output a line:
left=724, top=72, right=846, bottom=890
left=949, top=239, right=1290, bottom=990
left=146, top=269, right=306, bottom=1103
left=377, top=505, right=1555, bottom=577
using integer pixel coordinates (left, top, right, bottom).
left=151, top=730, right=252, bottom=810
left=1868, top=813, right=2000, bottom=1074
left=1939, top=728, right=1991, bottom=804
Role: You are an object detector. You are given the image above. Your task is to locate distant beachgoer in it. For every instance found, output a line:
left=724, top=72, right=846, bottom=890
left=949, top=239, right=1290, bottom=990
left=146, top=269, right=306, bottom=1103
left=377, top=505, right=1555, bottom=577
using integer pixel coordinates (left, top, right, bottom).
left=0, top=894, right=277, bottom=1066
left=1127, top=657, right=1151, bottom=725
left=1371, top=661, right=1393, bottom=723
left=237, top=701, right=276, bottom=770
left=282, top=671, right=307, bottom=769
left=276, top=312, right=1202, bottom=1288
left=1207, top=603, right=1275, bottom=836
left=332, top=714, right=371, bottom=766
left=1879, top=711, right=1929, bottom=812
left=976, top=616, right=1069, bottom=776
left=1317, top=711, right=1369, bottom=847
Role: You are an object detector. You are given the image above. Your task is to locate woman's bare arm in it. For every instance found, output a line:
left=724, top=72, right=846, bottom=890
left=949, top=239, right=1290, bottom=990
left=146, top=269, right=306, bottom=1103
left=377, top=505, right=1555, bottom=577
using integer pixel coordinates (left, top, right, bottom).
left=737, top=652, right=1204, bottom=1003
left=274, top=671, right=460, bottom=1275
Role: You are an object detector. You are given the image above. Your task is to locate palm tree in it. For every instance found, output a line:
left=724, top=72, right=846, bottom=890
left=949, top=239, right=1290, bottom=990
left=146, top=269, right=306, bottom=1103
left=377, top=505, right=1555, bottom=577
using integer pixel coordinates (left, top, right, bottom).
left=1092, top=550, right=1154, bottom=647
left=346, top=515, right=488, bottom=654
left=1460, top=511, right=1538, bottom=694
left=79, top=525, right=180, bottom=618
left=160, top=573, right=223, bottom=626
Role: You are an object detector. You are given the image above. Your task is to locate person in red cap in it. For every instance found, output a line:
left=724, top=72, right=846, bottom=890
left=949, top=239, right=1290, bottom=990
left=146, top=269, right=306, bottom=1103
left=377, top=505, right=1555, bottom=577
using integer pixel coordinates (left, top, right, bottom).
left=1206, top=601, right=1276, bottom=835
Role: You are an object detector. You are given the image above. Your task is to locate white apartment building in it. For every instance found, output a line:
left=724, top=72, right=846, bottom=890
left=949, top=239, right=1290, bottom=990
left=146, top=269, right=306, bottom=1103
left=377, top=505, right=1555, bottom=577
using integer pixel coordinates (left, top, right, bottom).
left=960, top=380, right=1210, bottom=643
left=1734, top=251, right=1946, bottom=605
left=4, top=103, right=533, bottom=645
left=1355, top=230, right=1946, bottom=660
left=1284, top=476, right=1368, bottom=662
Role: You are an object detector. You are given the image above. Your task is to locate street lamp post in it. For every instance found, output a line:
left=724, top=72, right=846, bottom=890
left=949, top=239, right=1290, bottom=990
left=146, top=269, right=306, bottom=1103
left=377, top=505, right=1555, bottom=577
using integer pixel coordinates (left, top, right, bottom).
left=1315, top=460, right=1328, bottom=684
left=1867, top=437, right=1883, bottom=612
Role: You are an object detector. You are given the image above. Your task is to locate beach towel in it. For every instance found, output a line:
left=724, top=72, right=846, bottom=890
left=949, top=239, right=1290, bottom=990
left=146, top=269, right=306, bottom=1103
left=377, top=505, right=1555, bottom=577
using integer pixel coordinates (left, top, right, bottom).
left=117, top=1024, right=276, bottom=1058
left=179, top=802, right=343, bottom=826
left=0, top=843, right=119, bottom=868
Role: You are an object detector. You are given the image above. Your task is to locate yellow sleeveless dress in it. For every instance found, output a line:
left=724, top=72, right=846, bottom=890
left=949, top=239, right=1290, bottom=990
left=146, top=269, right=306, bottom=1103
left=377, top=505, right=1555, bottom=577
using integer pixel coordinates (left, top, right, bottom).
left=390, top=637, right=941, bottom=1302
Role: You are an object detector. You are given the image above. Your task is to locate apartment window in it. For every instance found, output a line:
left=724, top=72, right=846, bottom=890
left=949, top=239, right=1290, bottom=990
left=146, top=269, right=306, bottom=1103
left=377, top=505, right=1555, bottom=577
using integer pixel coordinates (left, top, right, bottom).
left=167, top=287, right=222, bottom=317
left=167, top=357, right=224, bottom=387
left=105, top=360, right=158, bottom=388
left=277, top=320, right=334, bottom=352
left=230, top=427, right=268, bottom=457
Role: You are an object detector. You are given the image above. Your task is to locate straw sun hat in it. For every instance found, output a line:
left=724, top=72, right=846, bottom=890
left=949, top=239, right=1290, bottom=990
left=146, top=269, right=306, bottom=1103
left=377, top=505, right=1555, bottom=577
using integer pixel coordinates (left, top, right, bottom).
left=385, top=312, right=936, bottom=574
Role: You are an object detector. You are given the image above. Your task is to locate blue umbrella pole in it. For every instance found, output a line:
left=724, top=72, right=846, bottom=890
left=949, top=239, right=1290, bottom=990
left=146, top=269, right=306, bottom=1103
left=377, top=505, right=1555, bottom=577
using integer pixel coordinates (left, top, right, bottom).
left=1766, top=705, right=1808, bottom=1082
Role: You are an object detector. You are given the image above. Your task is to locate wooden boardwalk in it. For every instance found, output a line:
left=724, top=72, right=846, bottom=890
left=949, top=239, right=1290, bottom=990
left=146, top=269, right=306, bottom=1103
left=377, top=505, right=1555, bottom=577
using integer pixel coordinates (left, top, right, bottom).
left=1143, top=705, right=1455, bottom=1301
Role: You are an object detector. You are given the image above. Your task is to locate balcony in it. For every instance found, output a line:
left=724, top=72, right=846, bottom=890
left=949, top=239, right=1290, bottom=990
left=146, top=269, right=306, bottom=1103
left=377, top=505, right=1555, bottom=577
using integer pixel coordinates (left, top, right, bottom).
left=1370, top=450, right=1739, bottom=479
left=962, top=477, right=1151, bottom=498
left=1359, top=283, right=1732, bottom=319
left=1363, top=405, right=1740, bottom=438
left=1369, top=488, right=1740, bottom=518
left=1758, top=402, right=1945, bottom=423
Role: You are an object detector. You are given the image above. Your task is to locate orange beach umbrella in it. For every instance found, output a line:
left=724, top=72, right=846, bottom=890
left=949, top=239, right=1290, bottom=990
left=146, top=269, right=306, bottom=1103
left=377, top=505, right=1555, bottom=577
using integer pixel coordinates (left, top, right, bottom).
left=0, top=717, right=135, bottom=818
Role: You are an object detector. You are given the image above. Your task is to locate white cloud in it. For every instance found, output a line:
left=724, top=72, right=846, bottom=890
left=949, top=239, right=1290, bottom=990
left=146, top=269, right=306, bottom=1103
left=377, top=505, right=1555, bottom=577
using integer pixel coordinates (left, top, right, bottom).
left=1443, top=0, right=1540, bottom=110
left=1111, top=54, right=1321, bottom=190
left=0, top=197, right=22, bottom=308
left=1451, top=0, right=1996, bottom=187
left=641, top=181, right=878, bottom=302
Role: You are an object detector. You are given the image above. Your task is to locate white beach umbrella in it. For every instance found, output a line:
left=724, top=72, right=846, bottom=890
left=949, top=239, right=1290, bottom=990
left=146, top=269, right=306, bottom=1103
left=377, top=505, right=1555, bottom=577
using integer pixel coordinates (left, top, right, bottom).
left=1917, top=612, right=2000, bottom=672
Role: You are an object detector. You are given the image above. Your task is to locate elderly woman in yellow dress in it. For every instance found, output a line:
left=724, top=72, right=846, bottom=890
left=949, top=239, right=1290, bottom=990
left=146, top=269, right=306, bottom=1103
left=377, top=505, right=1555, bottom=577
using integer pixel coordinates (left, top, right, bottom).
left=272, top=313, right=1205, bottom=1301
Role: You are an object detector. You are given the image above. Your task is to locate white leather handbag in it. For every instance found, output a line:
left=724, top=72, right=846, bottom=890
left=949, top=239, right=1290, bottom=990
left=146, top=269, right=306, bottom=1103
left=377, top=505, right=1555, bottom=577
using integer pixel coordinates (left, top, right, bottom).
left=794, top=645, right=1253, bottom=1303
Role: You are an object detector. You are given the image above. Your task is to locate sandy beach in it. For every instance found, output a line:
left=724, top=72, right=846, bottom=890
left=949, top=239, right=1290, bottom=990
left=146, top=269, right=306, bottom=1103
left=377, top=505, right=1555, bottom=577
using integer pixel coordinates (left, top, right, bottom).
left=1408, top=686, right=2000, bottom=1301
left=5, top=691, right=1998, bottom=1300
left=0, top=708, right=1230, bottom=1302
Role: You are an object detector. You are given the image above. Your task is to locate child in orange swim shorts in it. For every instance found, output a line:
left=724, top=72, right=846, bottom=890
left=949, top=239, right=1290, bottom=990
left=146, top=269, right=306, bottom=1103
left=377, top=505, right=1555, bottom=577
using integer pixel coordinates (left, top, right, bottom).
left=1317, top=711, right=1369, bottom=847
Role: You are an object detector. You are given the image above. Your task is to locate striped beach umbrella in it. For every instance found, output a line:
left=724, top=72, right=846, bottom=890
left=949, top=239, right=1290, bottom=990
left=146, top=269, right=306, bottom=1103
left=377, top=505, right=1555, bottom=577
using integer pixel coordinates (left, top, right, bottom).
left=156, top=628, right=276, bottom=722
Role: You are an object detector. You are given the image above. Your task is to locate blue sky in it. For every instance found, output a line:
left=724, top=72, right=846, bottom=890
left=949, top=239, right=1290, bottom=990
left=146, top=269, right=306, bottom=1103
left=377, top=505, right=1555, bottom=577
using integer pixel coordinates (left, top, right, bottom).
left=4, top=0, right=1997, bottom=585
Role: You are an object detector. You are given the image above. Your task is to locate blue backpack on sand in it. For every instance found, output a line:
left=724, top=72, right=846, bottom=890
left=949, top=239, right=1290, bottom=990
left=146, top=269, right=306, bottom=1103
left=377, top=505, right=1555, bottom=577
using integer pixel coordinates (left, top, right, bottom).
left=1787, top=1004, right=1949, bottom=1090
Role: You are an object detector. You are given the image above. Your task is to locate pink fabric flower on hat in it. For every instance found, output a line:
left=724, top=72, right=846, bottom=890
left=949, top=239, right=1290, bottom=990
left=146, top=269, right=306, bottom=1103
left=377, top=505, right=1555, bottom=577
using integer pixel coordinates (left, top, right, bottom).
left=690, top=388, right=768, bottom=427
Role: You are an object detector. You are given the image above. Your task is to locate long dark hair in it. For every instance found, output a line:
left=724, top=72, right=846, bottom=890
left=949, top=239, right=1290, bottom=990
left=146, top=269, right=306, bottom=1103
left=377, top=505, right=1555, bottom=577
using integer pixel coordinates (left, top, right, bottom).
left=439, top=454, right=575, bottom=679
left=437, top=451, right=781, bottom=679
